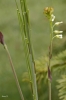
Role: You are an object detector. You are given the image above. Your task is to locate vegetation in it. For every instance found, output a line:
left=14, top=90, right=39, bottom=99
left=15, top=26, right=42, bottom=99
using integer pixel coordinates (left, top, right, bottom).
left=0, top=0, right=66, bottom=100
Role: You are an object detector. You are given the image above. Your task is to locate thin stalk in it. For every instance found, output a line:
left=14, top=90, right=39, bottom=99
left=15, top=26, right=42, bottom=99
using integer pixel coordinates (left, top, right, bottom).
left=48, top=20, right=53, bottom=100
left=50, top=21, right=53, bottom=55
left=15, top=0, right=38, bottom=100
left=4, top=44, right=24, bottom=100
left=15, top=1, right=32, bottom=82
left=20, top=0, right=35, bottom=64
left=20, top=0, right=38, bottom=100
left=29, top=55, right=38, bottom=100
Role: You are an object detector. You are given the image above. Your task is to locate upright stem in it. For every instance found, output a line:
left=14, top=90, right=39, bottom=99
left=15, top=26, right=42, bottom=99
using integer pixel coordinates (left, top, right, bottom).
left=15, top=0, right=38, bottom=100
left=19, top=0, right=38, bottom=100
left=48, top=20, right=53, bottom=100
left=4, top=44, right=24, bottom=100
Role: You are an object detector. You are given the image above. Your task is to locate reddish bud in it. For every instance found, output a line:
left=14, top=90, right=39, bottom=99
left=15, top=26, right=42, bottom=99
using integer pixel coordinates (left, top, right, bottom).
left=0, top=32, right=4, bottom=45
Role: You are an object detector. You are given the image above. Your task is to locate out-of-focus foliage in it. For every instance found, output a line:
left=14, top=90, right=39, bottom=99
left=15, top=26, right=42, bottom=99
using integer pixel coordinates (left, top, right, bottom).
left=0, top=0, right=66, bottom=100
left=57, top=75, right=66, bottom=100
left=23, top=50, right=66, bottom=99
left=23, top=50, right=66, bottom=82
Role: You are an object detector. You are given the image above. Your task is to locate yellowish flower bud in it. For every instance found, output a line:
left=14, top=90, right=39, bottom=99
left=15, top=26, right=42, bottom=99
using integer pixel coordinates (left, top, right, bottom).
left=54, top=30, right=63, bottom=34
left=55, top=21, right=63, bottom=25
left=51, top=14, right=55, bottom=22
left=56, top=34, right=62, bottom=39
left=44, top=7, right=54, bottom=20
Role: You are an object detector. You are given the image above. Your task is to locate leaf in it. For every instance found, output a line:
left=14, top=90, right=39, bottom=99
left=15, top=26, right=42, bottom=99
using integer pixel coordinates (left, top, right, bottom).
left=57, top=75, right=66, bottom=100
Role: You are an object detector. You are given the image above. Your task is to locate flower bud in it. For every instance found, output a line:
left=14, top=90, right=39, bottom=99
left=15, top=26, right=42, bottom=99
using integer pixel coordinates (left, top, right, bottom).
left=44, top=7, right=54, bottom=20
left=55, top=21, right=63, bottom=25
left=56, top=34, right=63, bottom=39
left=51, top=14, right=55, bottom=22
left=54, top=30, right=63, bottom=34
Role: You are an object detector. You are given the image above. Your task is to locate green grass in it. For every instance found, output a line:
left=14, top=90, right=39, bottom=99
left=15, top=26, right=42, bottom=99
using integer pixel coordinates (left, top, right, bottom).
left=0, top=0, right=66, bottom=100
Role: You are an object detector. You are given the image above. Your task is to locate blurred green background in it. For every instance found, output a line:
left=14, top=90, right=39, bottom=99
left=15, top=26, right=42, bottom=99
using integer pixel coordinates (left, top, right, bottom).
left=0, top=0, right=66, bottom=100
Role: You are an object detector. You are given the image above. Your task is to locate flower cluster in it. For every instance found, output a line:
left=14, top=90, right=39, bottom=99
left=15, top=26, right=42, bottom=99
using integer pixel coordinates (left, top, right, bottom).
left=53, top=21, right=63, bottom=39
left=44, top=7, right=55, bottom=21
left=44, top=7, right=63, bottom=39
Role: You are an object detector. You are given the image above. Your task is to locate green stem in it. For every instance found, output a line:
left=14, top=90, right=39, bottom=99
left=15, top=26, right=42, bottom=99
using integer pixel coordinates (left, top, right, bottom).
left=15, top=0, right=32, bottom=82
left=48, top=20, right=53, bottom=100
left=48, top=82, right=51, bottom=100
left=50, top=21, right=53, bottom=54
left=15, top=0, right=38, bottom=100
left=4, top=44, right=24, bottom=100
left=20, top=0, right=38, bottom=100
left=18, top=8, right=32, bottom=82
left=20, top=0, right=34, bottom=61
